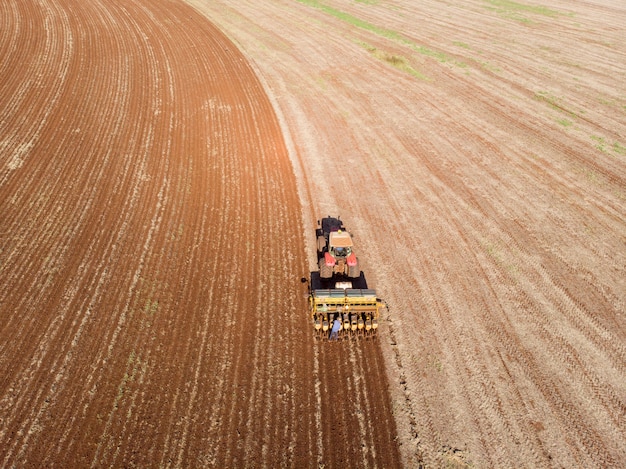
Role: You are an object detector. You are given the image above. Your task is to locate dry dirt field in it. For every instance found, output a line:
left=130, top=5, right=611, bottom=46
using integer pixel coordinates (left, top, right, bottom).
left=1, top=0, right=625, bottom=468
left=0, top=0, right=398, bottom=467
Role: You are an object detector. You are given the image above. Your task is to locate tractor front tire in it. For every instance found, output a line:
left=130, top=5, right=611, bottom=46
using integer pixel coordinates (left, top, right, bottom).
left=317, top=235, right=326, bottom=253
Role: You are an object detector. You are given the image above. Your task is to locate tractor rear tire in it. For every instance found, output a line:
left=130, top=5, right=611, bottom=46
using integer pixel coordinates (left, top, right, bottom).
left=319, top=260, right=333, bottom=279
left=348, top=264, right=360, bottom=279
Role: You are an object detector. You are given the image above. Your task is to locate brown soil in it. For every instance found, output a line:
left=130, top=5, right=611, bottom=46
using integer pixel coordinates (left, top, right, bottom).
left=191, top=0, right=626, bottom=467
left=1, top=0, right=625, bottom=468
left=0, top=0, right=398, bottom=467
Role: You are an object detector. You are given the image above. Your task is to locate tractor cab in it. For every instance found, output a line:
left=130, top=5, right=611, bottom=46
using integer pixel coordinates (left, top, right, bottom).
left=328, top=230, right=353, bottom=259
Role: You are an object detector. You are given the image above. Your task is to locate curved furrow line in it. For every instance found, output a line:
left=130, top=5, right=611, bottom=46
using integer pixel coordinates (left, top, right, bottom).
left=88, top=0, right=173, bottom=396
left=175, top=133, right=234, bottom=466
left=0, top=2, right=20, bottom=72
left=468, top=246, right=619, bottom=467
left=90, top=176, right=170, bottom=465
left=414, top=256, right=492, bottom=467
left=237, top=127, right=288, bottom=461
left=0, top=1, right=74, bottom=315
left=0, top=0, right=92, bottom=448
left=3, top=1, right=168, bottom=456
left=394, top=109, right=624, bottom=370
left=448, top=182, right=623, bottom=460
left=2, top=2, right=178, bottom=464
left=311, top=341, right=324, bottom=465
left=453, top=272, right=547, bottom=466
left=159, top=115, right=211, bottom=469
left=314, top=336, right=401, bottom=467
left=0, top=0, right=139, bottom=351
left=0, top=0, right=73, bottom=188
left=201, top=106, right=247, bottom=467
left=359, top=339, right=400, bottom=465
left=39, top=148, right=165, bottom=465
left=317, top=346, right=350, bottom=465
left=2, top=0, right=402, bottom=467
left=363, top=340, right=398, bottom=466
left=534, top=319, right=626, bottom=437
left=166, top=206, right=232, bottom=468
left=177, top=110, right=238, bottom=468
left=192, top=1, right=626, bottom=466
left=144, top=9, right=302, bottom=465
left=87, top=5, right=178, bottom=467
left=350, top=342, right=376, bottom=465
left=498, top=317, right=618, bottom=467
left=343, top=342, right=371, bottom=468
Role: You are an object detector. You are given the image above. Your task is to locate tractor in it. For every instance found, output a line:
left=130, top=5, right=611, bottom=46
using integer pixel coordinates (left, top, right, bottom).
left=302, top=215, right=385, bottom=339
left=316, top=216, right=360, bottom=279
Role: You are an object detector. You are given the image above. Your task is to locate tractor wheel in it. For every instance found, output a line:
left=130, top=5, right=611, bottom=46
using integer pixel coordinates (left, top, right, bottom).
left=316, top=235, right=326, bottom=253
left=319, top=259, right=333, bottom=279
left=348, top=263, right=360, bottom=278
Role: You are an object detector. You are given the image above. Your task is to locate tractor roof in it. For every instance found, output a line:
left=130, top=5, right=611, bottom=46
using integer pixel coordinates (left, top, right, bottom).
left=329, top=230, right=353, bottom=248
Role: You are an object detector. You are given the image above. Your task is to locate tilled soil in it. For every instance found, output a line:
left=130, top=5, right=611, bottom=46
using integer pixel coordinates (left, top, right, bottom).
left=190, top=0, right=626, bottom=467
left=2, top=0, right=625, bottom=468
left=0, top=0, right=398, bottom=467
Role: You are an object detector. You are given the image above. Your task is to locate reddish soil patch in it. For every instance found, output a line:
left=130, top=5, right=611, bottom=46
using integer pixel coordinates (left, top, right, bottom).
left=190, top=0, right=626, bottom=467
left=3, top=0, right=626, bottom=468
left=0, top=0, right=399, bottom=467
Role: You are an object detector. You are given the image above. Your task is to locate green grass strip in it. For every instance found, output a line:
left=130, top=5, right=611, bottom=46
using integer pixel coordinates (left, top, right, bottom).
left=485, top=0, right=560, bottom=17
left=297, top=0, right=450, bottom=63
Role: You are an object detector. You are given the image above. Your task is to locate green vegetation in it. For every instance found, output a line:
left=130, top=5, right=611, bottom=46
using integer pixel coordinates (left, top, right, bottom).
left=453, top=42, right=498, bottom=73
left=591, top=136, right=626, bottom=157
left=613, top=141, right=626, bottom=155
left=534, top=91, right=578, bottom=119
left=361, top=42, right=428, bottom=80
left=592, top=135, right=607, bottom=153
left=296, top=0, right=456, bottom=72
left=475, top=59, right=500, bottom=73
left=487, top=0, right=560, bottom=16
left=484, top=241, right=503, bottom=264
left=484, top=0, right=562, bottom=23
left=297, top=0, right=402, bottom=39
left=144, top=298, right=159, bottom=316
left=535, top=93, right=625, bottom=157
left=534, top=90, right=559, bottom=110
left=583, top=167, right=599, bottom=184
left=113, top=351, right=146, bottom=409
left=482, top=240, right=519, bottom=279
left=426, top=354, right=443, bottom=372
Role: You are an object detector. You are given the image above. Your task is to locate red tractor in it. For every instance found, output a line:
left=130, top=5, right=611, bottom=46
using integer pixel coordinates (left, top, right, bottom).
left=316, top=216, right=360, bottom=280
